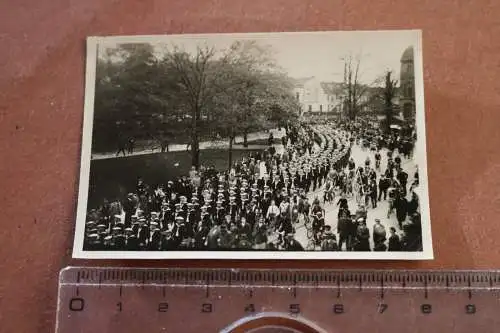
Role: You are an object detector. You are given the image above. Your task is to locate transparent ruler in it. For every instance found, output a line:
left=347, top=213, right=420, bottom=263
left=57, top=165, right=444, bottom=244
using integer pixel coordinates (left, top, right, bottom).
left=56, top=267, right=500, bottom=332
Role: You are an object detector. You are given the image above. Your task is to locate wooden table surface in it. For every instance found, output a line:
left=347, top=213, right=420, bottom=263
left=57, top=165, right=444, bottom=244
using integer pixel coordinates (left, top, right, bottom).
left=1, top=0, right=500, bottom=331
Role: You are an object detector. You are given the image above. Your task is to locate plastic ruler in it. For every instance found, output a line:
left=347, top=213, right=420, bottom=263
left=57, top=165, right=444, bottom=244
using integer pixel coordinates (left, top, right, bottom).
left=56, top=267, right=500, bottom=332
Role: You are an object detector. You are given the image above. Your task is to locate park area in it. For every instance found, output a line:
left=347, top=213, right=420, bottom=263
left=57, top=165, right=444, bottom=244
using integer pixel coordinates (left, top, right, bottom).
left=87, top=148, right=263, bottom=208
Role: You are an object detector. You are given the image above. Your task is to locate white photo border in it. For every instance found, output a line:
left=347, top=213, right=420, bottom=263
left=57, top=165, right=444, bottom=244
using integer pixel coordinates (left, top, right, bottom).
left=72, top=30, right=434, bottom=260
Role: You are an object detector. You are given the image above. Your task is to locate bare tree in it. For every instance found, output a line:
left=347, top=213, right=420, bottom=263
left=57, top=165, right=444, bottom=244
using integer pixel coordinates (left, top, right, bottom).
left=341, top=54, right=371, bottom=121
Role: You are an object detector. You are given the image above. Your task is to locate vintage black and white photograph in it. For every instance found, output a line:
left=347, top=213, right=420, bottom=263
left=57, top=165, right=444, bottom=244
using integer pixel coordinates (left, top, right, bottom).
left=73, top=30, right=433, bottom=259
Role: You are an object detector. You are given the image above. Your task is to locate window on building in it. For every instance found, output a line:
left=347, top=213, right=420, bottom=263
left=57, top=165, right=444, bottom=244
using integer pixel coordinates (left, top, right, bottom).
left=296, top=92, right=300, bottom=100
left=407, top=84, right=413, bottom=98
left=308, top=105, right=312, bottom=112
left=319, top=104, right=323, bottom=112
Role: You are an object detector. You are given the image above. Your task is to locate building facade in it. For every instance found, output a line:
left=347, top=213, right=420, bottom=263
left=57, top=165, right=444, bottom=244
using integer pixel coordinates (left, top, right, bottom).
left=400, top=46, right=416, bottom=122
left=293, top=77, right=343, bottom=114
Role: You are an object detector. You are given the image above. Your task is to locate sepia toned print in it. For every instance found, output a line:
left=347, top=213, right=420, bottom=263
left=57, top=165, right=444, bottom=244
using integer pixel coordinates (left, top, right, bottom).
left=73, top=30, right=432, bottom=259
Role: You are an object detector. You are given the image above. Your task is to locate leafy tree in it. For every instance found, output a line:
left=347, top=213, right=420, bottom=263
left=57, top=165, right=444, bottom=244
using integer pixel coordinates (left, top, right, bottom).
left=93, top=43, right=176, bottom=151
left=209, top=41, right=300, bottom=168
left=92, top=40, right=300, bottom=166
left=368, top=71, right=398, bottom=133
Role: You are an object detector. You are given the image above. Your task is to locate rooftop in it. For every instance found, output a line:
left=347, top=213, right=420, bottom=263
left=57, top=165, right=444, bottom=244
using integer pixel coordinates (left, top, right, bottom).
left=401, top=46, right=414, bottom=62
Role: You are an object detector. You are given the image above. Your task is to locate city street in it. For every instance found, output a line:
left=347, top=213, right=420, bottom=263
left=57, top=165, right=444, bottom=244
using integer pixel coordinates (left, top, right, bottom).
left=290, top=142, right=418, bottom=250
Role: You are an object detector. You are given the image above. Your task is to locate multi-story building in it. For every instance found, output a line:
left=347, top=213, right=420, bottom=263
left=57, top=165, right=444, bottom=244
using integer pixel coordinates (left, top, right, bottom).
left=400, top=46, right=416, bottom=122
left=293, top=77, right=343, bottom=114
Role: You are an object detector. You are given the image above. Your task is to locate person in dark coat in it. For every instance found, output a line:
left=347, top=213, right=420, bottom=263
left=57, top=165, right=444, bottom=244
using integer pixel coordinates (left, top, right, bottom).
left=123, top=193, right=137, bottom=228
left=217, top=224, right=234, bottom=249
left=252, top=219, right=268, bottom=250
left=238, top=216, right=253, bottom=241
left=388, top=227, right=402, bottom=251
left=407, top=191, right=419, bottom=216
left=396, top=168, right=409, bottom=197
left=284, top=234, right=304, bottom=251
left=354, top=220, right=371, bottom=251
left=116, top=136, right=127, bottom=156
left=337, top=195, right=348, bottom=210
left=369, top=179, right=378, bottom=208
left=378, top=175, right=389, bottom=201
left=161, top=230, right=178, bottom=250
left=337, top=214, right=351, bottom=251
left=237, top=234, right=253, bottom=249
left=372, top=219, right=386, bottom=247
left=395, top=195, right=408, bottom=230
left=149, top=229, right=162, bottom=251
left=194, top=221, right=210, bottom=249
left=321, top=227, right=339, bottom=251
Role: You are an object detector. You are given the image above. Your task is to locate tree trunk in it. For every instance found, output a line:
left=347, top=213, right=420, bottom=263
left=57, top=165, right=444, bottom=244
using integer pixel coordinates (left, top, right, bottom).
left=243, top=130, right=248, bottom=148
left=191, top=106, right=201, bottom=169
left=228, top=135, right=234, bottom=170
left=384, top=106, right=392, bottom=134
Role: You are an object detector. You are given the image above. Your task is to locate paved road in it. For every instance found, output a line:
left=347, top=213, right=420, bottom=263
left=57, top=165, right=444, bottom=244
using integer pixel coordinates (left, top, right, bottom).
left=91, top=128, right=287, bottom=160
left=290, top=142, right=417, bottom=251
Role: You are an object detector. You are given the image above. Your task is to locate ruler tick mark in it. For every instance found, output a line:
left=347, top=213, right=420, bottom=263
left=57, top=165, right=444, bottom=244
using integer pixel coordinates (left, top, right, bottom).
left=336, top=278, right=341, bottom=298
left=293, top=276, right=297, bottom=298
left=380, top=279, right=384, bottom=299
left=424, top=278, right=428, bottom=299
left=162, top=286, right=166, bottom=298
left=119, top=285, right=123, bottom=297
left=76, top=287, right=79, bottom=296
left=468, top=277, right=472, bottom=299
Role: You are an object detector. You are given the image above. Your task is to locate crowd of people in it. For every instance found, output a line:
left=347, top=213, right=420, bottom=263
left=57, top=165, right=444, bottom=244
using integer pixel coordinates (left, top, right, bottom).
left=318, top=119, right=422, bottom=252
left=84, top=119, right=423, bottom=252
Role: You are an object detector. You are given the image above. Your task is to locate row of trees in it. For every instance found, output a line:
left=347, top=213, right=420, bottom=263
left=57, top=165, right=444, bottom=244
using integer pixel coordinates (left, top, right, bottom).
left=93, top=41, right=300, bottom=168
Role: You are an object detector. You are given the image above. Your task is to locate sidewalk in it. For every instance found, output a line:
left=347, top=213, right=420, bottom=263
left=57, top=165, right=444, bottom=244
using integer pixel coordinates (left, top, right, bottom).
left=91, top=128, right=286, bottom=160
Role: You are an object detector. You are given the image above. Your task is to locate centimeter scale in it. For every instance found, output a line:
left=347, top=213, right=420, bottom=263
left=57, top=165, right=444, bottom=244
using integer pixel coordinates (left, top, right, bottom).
left=56, top=267, right=500, bottom=332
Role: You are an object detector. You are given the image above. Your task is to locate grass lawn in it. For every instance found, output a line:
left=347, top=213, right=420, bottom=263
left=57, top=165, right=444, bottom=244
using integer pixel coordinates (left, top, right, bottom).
left=87, top=148, right=261, bottom=209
